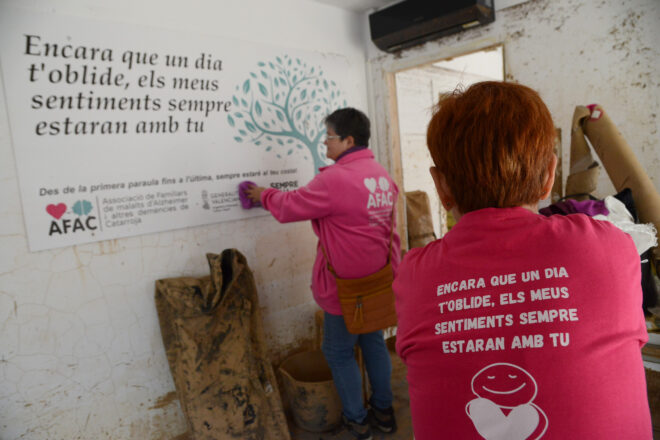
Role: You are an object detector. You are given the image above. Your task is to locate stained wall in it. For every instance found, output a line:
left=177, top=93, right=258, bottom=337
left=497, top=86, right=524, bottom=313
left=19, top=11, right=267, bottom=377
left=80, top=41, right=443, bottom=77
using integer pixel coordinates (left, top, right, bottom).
left=366, top=0, right=660, bottom=200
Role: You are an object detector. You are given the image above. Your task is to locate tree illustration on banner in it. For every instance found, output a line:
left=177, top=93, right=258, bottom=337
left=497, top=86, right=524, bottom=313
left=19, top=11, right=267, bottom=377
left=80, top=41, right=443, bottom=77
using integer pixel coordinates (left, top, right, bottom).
left=228, top=55, right=348, bottom=173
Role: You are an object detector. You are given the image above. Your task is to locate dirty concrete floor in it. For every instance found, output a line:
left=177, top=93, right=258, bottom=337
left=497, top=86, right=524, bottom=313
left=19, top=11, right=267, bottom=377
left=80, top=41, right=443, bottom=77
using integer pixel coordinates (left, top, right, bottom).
left=288, top=347, right=412, bottom=440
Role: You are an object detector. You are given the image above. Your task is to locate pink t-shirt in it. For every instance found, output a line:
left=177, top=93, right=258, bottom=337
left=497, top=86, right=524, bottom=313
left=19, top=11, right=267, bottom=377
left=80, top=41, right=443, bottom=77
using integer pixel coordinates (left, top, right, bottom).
left=394, top=207, right=651, bottom=439
left=261, top=149, right=401, bottom=314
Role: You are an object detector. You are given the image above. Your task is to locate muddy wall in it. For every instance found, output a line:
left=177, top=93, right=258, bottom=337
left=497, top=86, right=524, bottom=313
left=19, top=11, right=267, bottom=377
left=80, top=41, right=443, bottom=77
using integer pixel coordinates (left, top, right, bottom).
left=365, top=0, right=660, bottom=200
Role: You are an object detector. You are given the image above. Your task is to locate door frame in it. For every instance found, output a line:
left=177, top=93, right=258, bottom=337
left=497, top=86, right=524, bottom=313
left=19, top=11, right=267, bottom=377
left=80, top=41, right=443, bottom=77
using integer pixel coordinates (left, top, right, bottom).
left=367, top=39, right=505, bottom=251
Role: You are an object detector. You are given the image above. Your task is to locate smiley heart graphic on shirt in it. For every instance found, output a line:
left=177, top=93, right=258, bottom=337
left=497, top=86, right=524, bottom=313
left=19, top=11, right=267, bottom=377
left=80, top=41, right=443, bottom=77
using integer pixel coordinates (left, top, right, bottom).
left=378, top=176, right=390, bottom=191
left=363, top=178, right=377, bottom=193
left=46, top=203, right=67, bottom=219
left=467, top=398, right=539, bottom=440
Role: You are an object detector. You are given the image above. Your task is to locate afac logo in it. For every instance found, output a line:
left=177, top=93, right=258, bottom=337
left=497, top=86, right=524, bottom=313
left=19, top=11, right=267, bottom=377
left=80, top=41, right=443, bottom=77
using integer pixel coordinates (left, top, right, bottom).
left=46, top=200, right=98, bottom=236
left=364, top=176, right=393, bottom=209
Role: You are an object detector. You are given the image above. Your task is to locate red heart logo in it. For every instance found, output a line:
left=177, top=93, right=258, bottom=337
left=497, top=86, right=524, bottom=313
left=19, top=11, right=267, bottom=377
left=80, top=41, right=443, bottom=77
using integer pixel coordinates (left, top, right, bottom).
left=46, top=203, right=67, bottom=219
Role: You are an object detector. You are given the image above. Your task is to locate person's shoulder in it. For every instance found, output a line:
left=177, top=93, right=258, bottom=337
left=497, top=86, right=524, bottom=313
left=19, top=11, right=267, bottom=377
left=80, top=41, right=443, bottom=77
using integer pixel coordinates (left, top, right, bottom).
left=543, top=213, right=637, bottom=257
left=399, top=239, right=444, bottom=271
left=401, top=246, right=423, bottom=264
left=315, top=162, right=345, bottom=180
left=315, top=163, right=349, bottom=186
left=548, top=212, right=628, bottom=238
left=360, top=158, right=396, bottom=182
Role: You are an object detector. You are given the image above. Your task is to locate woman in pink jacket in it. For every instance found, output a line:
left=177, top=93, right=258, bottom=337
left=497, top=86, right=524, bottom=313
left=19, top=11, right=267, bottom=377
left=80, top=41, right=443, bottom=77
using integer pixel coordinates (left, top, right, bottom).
left=247, top=108, right=400, bottom=440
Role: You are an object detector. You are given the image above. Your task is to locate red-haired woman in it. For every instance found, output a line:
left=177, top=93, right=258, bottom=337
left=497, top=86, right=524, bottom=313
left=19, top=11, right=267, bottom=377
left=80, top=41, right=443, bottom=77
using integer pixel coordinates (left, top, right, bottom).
left=394, top=81, right=651, bottom=439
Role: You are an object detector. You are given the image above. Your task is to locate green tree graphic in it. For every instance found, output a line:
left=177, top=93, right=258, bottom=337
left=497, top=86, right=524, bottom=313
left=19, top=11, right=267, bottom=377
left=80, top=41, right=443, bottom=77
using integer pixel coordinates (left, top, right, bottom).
left=228, top=55, right=347, bottom=172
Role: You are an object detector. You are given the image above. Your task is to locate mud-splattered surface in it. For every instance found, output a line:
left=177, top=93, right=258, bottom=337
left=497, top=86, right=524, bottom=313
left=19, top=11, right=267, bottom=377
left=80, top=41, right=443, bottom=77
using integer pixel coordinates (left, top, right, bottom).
left=289, top=347, right=412, bottom=440
left=150, top=391, right=179, bottom=410
left=155, top=251, right=290, bottom=440
left=280, top=350, right=343, bottom=433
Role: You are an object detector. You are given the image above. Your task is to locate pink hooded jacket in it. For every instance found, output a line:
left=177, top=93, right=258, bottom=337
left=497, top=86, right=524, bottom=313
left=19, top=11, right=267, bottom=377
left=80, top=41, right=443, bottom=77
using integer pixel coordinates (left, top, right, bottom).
left=261, top=149, right=401, bottom=314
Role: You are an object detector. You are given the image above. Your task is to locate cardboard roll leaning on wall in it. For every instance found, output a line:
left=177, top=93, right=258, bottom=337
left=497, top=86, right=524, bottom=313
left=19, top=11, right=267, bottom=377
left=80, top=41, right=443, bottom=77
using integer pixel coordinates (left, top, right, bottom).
left=565, top=104, right=660, bottom=267
left=564, top=104, right=660, bottom=306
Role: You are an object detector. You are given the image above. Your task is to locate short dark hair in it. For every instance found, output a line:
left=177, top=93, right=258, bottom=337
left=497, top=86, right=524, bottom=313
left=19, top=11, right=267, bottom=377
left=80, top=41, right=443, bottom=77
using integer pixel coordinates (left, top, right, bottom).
left=324, top=108, right=370, bottom=147
left=427, top=81, right=556, bottom=214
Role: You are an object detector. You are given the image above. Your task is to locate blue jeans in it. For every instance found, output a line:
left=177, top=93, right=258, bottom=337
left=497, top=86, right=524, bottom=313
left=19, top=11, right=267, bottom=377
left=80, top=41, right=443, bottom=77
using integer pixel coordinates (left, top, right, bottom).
left=321, top=311, right=393, bottom=423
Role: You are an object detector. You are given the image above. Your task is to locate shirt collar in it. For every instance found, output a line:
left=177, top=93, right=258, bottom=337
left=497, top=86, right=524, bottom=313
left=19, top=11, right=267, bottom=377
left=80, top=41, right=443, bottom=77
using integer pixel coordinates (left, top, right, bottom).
left=319, top=148, right=374, bottom=171
left=454, top=207, right=539, bottom=228
left=335, top=145, right=368, bottom=162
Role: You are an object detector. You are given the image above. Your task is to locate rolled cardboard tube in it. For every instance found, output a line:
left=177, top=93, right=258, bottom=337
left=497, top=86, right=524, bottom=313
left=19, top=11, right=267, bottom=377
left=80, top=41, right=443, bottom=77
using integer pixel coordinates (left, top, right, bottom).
left=565, top=166, right=600, bottom=200
left=582, top=104, right=660, bottom=257
left=405, top=190, right=436, bottom=249
left=565, top=106, right=600, bottom=198
left=570, top=106, right=596, bottom=172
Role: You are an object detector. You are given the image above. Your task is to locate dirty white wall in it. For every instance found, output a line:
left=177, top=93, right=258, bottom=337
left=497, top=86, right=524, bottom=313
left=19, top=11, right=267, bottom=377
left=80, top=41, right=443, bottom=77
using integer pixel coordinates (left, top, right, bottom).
left=0, top=0, right=368, bottom=438
left=366, top=0, right=660, bottom=202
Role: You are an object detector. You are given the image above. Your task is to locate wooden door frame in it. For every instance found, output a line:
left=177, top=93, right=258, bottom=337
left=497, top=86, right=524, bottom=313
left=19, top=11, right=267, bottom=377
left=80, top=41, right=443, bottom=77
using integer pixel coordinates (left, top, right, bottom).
left=367, top=39, right=504, bottom=252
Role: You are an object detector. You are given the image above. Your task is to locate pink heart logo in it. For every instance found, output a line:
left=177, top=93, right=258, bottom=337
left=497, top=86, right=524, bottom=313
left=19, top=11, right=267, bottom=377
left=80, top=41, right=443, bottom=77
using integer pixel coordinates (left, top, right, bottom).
left=46, top=203, right=67, bottom=219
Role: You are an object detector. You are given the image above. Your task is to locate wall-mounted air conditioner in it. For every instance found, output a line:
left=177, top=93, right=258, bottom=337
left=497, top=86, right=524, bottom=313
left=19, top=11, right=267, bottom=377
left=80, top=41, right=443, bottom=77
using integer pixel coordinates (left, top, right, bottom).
left=369, top=0, right=495, bottom=53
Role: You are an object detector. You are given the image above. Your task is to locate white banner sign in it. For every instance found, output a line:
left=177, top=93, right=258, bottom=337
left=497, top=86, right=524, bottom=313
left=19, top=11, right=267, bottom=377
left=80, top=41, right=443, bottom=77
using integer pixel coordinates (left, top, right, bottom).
left=0, top=8, right=352, bottom=251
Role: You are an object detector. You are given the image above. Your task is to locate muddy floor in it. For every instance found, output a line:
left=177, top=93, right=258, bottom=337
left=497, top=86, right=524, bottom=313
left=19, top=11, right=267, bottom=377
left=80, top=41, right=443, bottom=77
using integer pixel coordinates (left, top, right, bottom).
left=172, top=345, right=412, bottom=440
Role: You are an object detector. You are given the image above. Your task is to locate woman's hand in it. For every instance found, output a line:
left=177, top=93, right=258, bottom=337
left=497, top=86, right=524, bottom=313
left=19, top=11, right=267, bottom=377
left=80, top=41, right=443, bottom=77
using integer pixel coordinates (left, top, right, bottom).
left=245, top=184, right=266, bottom=203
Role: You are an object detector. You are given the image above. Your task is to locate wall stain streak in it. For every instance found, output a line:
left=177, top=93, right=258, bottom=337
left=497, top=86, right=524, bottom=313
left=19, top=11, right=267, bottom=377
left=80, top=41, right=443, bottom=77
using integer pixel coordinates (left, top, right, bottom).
left=150, top=391, right=179, bottom=410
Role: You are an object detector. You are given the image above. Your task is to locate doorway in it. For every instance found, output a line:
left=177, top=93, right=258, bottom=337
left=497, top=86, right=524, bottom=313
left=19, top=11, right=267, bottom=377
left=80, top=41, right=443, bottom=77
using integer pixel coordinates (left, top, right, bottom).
left=393, top=45, right=504, bottom=247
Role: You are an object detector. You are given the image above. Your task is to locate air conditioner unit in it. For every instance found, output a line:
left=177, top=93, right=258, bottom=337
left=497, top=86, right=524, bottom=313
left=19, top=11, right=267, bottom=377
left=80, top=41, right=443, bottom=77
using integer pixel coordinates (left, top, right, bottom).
left=369, top=0, right=495, bottom=53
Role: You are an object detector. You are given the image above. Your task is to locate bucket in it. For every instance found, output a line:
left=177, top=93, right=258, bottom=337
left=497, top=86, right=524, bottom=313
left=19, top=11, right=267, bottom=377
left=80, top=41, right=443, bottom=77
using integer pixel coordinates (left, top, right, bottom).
left=279, top=350, right=342, bottom=432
